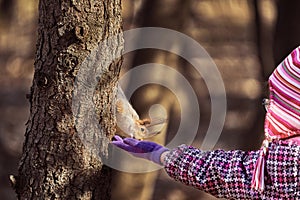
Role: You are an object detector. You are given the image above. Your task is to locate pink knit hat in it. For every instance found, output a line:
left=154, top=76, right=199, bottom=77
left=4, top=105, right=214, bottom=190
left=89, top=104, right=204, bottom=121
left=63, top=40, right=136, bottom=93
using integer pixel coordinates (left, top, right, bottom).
left=252, top=46, right=300, bottom=192
left=264, top=46, right=300, bottom=139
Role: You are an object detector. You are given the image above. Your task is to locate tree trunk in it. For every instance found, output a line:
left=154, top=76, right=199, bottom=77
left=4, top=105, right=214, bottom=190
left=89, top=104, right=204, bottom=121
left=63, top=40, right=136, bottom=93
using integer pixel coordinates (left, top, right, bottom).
left=273, top=0, right=300, bottom=65
left=15, top=0, right=123, bottom=199
left=112, top=1, right=195, bottom=200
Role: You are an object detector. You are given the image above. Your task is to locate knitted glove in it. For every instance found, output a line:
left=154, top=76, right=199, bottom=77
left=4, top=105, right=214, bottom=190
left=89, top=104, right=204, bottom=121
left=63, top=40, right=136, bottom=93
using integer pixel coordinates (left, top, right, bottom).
left=112, top=135, right=169, bottom=165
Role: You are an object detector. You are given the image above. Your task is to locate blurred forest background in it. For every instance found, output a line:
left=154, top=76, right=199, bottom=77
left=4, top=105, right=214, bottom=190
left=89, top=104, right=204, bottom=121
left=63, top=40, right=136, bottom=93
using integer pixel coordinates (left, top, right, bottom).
left=0, top=0, right=300, bottom=199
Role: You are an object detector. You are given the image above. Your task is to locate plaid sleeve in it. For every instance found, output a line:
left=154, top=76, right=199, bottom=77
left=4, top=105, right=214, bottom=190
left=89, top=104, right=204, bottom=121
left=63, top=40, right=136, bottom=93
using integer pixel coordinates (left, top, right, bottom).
left=163, top=144, right=261, bottom=199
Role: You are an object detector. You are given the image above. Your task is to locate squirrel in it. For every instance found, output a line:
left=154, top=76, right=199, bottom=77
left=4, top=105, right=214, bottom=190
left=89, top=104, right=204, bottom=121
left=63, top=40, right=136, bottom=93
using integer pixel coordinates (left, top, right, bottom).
left=115, top=84, right=166, bottom=139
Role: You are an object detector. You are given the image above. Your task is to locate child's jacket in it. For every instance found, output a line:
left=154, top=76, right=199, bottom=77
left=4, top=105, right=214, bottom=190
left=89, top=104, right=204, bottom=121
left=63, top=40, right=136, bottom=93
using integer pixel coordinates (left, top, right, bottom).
left=164, top=141, right=300, bottom=199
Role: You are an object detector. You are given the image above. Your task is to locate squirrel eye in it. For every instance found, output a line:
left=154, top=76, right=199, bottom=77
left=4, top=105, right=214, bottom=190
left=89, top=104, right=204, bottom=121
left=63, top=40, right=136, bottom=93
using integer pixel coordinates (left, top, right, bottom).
left=140, top=127, right=145, bottom=132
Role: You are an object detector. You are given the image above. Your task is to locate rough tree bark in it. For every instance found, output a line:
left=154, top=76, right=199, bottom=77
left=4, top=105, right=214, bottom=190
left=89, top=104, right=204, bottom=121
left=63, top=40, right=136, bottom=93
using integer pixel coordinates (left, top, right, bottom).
left=14, top=0, right=123, bottom=199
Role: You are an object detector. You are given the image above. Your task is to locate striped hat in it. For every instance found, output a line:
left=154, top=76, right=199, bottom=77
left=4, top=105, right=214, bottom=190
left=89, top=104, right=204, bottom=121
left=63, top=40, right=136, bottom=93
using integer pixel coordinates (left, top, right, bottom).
left=264, top=46, right=300, bottom=139
left=251, top=46, right=300, bottom=192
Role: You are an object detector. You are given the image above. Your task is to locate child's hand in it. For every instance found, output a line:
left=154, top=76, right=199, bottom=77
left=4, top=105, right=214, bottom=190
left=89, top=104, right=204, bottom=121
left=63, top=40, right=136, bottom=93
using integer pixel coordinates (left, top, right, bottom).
left=112, top=135, right=169, bottom=165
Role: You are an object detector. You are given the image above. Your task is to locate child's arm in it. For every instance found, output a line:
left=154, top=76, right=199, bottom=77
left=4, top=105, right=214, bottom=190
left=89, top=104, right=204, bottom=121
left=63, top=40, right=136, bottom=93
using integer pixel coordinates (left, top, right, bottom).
left=164, top=145, right=261, bottom=199
left=111, top=136, right=261, bottom=199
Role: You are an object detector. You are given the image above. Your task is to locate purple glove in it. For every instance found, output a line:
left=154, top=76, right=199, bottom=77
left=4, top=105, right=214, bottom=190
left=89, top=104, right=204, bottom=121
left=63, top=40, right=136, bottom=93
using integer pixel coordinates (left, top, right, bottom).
left=112, top=135, right=169, bottom=165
